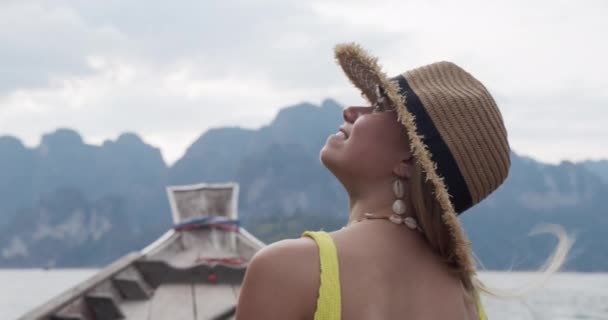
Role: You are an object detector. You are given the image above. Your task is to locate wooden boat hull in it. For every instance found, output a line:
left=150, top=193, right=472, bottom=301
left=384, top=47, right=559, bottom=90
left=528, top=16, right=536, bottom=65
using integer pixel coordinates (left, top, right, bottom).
left=21, top=183, right=266, bottom=320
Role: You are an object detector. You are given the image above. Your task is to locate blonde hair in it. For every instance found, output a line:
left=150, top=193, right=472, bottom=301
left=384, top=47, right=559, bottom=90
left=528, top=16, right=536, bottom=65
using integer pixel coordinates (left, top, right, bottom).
left=407, top=158, right=574, bottom=309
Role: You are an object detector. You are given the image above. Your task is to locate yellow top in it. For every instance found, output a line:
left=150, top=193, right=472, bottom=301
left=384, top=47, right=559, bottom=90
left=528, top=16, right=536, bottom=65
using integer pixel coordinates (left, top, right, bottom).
left=301, top=230, right=488, bottom=320
left=302, top=230, right=342, bottom=320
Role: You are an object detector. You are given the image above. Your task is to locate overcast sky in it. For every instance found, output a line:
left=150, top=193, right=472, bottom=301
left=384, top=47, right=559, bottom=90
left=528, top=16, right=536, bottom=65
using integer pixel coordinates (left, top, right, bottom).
left=0, top=0, right=606, bottom=165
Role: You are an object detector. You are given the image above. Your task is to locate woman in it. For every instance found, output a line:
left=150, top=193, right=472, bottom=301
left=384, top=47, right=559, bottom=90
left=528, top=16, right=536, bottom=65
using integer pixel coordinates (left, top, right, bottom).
left=236, top=42, right=516, bottom=319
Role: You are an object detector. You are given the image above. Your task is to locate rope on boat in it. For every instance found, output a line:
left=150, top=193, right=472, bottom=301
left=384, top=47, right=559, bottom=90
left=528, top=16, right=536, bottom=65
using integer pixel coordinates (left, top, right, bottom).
left=173, top=216, right=240, bottom=232
left=174, top=216, right=247, bottom=285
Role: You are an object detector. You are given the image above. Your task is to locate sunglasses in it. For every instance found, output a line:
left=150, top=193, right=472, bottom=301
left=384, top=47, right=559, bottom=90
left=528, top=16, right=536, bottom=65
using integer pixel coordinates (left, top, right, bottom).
left=372, top=85, right=397, bottom=113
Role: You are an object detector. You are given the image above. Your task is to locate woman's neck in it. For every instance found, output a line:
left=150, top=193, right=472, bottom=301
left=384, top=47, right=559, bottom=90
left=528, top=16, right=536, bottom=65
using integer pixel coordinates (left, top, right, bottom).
left=347, top=182, right=395, bottom=224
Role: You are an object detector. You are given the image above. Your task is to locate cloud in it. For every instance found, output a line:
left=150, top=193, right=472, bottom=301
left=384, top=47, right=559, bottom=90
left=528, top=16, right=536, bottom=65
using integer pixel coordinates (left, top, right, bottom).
left=0, top=2, right=127, bottom=93
left=0, top=0, right=606, bottom=164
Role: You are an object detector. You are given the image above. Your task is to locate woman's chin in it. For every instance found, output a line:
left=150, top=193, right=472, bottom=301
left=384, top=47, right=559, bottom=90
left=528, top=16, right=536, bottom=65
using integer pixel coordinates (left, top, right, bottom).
left=320, top=132, right=353, bottom=175
left=320, top=144, right=341, bottom=172
left=320, top=142, right=332, bottom=162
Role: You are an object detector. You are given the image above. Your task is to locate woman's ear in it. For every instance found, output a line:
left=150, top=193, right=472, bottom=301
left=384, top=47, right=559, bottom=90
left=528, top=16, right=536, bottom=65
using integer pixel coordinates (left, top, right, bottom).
left=392, top=159, right=412, bottom=179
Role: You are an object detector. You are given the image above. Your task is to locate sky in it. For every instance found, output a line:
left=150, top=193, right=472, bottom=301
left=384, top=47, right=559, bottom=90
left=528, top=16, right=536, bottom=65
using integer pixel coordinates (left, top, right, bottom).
left=0, top=0, right=606, bottom=165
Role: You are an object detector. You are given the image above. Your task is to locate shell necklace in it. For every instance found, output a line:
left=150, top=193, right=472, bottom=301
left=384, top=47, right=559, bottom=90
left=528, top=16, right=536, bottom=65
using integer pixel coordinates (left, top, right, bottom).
left=342, top=212, right=422, bottom=232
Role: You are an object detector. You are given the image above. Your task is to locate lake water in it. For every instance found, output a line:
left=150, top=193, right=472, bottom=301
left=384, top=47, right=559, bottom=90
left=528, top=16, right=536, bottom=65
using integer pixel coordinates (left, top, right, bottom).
left=1, top=270, right=606, bottom=319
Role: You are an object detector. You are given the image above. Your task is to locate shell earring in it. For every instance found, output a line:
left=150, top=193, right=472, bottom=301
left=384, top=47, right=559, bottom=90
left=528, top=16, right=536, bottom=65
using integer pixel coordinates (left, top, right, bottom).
left=389, top=178, right=406, bottom=224
left=389, top=178, right=421, bottom=232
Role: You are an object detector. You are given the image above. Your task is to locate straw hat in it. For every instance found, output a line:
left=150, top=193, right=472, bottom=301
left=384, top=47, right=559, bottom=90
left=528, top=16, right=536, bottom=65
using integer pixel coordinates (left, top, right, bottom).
left=334, top=43, right=511, bottom=274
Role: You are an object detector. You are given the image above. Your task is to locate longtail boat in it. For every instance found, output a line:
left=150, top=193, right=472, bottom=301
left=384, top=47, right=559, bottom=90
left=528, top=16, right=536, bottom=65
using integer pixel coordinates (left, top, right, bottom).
left=20, top=182, right=265, bottom=320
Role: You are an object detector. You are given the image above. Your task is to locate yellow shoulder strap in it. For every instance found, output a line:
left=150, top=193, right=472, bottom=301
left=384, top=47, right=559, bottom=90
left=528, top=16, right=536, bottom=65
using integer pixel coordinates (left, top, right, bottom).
left=302, top=230, right=342, bottom=320
left=477, top=298, right=488, bottom=320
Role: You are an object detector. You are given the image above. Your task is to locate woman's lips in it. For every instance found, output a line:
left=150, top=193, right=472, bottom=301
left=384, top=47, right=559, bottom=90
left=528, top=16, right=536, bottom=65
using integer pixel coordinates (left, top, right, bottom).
left=338, top=127, right=349, bottom=139
left=334, top=131, right=347, bottom=139
left=329, top=127, right=349, bottom=141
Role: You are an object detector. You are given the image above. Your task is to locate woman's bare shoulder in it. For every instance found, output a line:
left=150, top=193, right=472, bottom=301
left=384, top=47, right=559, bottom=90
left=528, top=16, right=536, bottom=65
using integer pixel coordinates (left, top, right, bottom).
left=235, top=237, right=320, bottom=320
left=250, top=236, right=319, bottom=273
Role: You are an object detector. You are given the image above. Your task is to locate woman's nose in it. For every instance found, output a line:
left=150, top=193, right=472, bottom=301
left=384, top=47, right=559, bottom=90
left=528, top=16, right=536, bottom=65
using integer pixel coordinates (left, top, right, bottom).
left=343, top=106, right=358, bottom=123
